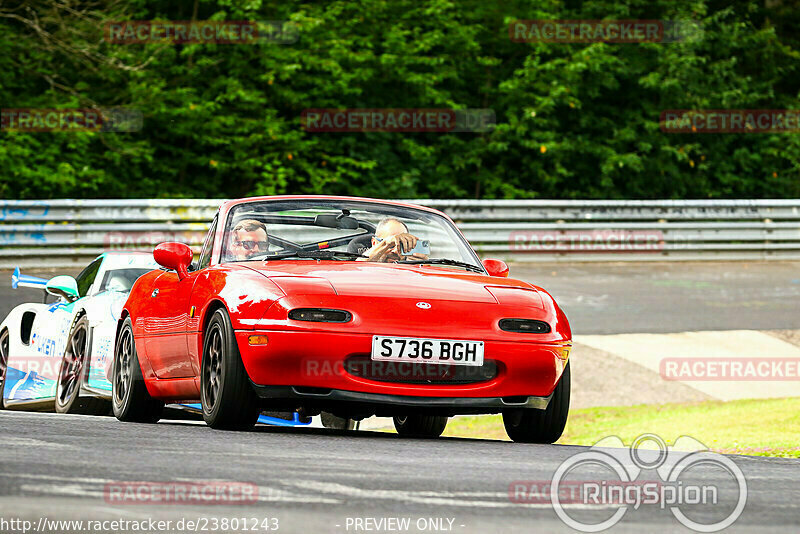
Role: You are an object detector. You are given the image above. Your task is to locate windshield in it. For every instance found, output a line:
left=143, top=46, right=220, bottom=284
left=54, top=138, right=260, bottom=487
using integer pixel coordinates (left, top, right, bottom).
left=221, top=199, right=483, bottom=272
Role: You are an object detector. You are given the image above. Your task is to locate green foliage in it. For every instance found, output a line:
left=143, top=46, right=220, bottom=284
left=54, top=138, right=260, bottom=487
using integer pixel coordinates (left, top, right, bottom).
left=1, top=0, right=799, bottom=200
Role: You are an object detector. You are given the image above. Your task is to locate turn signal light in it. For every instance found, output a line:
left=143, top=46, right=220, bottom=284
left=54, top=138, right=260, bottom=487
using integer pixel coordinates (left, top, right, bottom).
left=248, top=335, right=269, bottom=345
left=499, top=318, right=551, bottom=333
left=288, top=308, right=352, bottom=323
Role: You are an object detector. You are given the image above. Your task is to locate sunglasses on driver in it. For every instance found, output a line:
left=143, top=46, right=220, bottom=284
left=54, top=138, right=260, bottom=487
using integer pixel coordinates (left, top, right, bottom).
left=233, top=240, right=269, bottom=251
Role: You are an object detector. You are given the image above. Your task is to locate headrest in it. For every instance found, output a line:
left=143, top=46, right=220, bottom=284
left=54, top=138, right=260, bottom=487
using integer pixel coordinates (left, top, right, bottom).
left=347, top=234, right=374, bottom=255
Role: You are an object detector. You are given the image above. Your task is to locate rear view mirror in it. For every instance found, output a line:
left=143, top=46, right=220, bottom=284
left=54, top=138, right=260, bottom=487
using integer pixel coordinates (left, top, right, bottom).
left=46, top=275, right=79, bottom=301
left=154, top=242, right=193, bottom=280
left=314, top=214, right=359, bottom=230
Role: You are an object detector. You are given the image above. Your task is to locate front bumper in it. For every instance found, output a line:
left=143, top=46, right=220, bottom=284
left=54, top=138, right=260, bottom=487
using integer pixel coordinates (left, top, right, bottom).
left=250, top=384, right=553, bottom=415
left=236, top=330, right=569, bottom=406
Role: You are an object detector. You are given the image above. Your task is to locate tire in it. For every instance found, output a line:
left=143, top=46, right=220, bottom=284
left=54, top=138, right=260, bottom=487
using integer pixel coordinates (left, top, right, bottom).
left=393, top=415, right=448, bottom=438
left=503, top=361, right=571, bottom=444
left=200, top=308, right=260, bottom=430
left=321, top=412, right=356, bottom=430
left=55, top=316, right=110, bottom=415
left=0, top=329, right=9, bottom=410
left=112, top=317, right=164, bottom=423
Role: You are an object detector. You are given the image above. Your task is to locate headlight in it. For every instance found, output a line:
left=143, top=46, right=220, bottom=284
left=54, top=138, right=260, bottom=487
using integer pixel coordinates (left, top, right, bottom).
left=288, top=308, right=352, bottom=323
left=499, top=318, right=551, bottom=333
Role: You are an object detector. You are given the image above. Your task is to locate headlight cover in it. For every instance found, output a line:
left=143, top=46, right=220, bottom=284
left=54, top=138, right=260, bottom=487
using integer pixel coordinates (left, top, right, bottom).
left=288, top=308, right=352, bottom=323
left=499, top=318, right=551, bottom=333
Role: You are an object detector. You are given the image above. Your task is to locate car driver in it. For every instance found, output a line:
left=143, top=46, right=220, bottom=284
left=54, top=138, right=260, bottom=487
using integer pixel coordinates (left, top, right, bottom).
left=229, top=219, right=269, bottom=261
left=362, top=217, right=428, bottom=263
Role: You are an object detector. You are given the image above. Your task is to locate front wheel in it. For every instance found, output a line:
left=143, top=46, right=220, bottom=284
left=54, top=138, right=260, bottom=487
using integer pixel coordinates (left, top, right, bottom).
left=0, top=329, right=9, bottom=409
left=201, top=308, right=260, bottom=430
left=503, top=361, right=571, bottom=444
left=112, top=317, right=164, bottom=423
left=55, top=316, right=109, bottom=415
left=393, top=415, right=448, bottom=438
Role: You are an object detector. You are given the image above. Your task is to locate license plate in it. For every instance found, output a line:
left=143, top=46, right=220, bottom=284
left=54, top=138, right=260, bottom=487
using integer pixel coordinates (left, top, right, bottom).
left=371, top=336, right=484, bottom=367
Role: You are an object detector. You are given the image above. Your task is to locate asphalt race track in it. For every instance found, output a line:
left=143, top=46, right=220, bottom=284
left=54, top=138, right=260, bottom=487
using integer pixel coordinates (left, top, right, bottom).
left=1, top=411, right=798, bottom=533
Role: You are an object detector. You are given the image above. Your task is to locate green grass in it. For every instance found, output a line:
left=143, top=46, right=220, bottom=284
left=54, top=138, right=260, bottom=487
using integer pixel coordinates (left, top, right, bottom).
left=440, top=397, right=800, bottom=458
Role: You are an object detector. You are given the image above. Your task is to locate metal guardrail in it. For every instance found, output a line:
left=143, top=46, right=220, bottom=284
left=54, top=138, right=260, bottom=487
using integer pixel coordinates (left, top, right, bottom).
left=1, top=199, right=800, bottom=269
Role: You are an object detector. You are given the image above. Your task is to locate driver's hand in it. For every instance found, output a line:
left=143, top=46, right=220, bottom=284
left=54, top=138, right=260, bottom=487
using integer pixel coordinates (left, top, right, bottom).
left=385, top=233, right=418, bottom=256
left=365, top=233, right=418, bottom=262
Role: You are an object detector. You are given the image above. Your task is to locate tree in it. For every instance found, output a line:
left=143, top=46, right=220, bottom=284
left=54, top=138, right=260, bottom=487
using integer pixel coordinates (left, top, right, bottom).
left=1, top=0, right=799, bottom=200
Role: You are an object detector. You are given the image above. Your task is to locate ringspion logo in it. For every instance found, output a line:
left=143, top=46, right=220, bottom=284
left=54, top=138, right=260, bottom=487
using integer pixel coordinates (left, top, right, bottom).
left=536, top=434, right=747, bottom=532
left=509, top=480, right=663, bottom=504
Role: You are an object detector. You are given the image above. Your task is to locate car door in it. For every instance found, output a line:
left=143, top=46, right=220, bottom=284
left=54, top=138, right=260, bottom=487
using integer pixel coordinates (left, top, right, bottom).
left=141, top=222, right=216, bottom=380
left=85, top=259, right=161, bottom=388
left=141, top=269, right=197, bottom=379
left=184, top=216, right=218, bottom=377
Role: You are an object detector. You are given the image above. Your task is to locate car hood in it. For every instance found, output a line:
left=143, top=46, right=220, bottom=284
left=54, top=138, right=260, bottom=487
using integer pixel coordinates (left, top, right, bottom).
left=235, top=261, right=566, bottom=342
left=241, top=261, right=539, bottom=303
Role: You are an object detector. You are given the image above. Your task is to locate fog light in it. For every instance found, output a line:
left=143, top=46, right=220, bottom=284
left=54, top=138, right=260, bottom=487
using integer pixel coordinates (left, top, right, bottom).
left=288, top=308, right=352, bottom=323
left=248, top=335, right=269, bottom=345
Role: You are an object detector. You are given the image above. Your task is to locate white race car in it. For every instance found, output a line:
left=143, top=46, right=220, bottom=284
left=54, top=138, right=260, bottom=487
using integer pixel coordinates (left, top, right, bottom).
left=0, top=252, right=159, bottom=413
left=0, top=252, right=313, bottom=427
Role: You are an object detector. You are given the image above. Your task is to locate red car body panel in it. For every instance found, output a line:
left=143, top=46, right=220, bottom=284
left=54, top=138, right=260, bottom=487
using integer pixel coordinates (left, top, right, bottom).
left=141, top=271, right=193, bottom=379
left=121, top=196, right=572, bottom=407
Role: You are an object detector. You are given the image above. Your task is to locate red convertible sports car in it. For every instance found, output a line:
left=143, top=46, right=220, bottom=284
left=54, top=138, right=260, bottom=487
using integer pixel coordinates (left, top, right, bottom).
left=113, top=196, right=572, bottom=442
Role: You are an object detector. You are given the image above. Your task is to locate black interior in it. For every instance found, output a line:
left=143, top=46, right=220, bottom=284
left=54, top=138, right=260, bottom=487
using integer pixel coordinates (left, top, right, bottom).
left=231, top=213, right=377, bottom=253
left=347, top=234, right=374, bottom=255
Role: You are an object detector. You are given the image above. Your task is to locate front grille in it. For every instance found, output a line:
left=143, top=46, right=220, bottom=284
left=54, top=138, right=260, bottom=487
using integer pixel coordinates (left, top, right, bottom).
left=344, top=355, right=497, bottom=385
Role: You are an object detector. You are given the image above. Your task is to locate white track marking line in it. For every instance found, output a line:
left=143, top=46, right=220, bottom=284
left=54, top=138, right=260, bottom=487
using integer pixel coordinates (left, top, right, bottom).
left=4, top=473, right=340, bottom=505
left=280, top=480, right=617, bottom=509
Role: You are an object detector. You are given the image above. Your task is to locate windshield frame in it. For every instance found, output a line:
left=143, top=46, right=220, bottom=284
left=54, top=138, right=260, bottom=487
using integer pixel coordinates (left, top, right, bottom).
left=213, top=197, right=486, bottom=273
